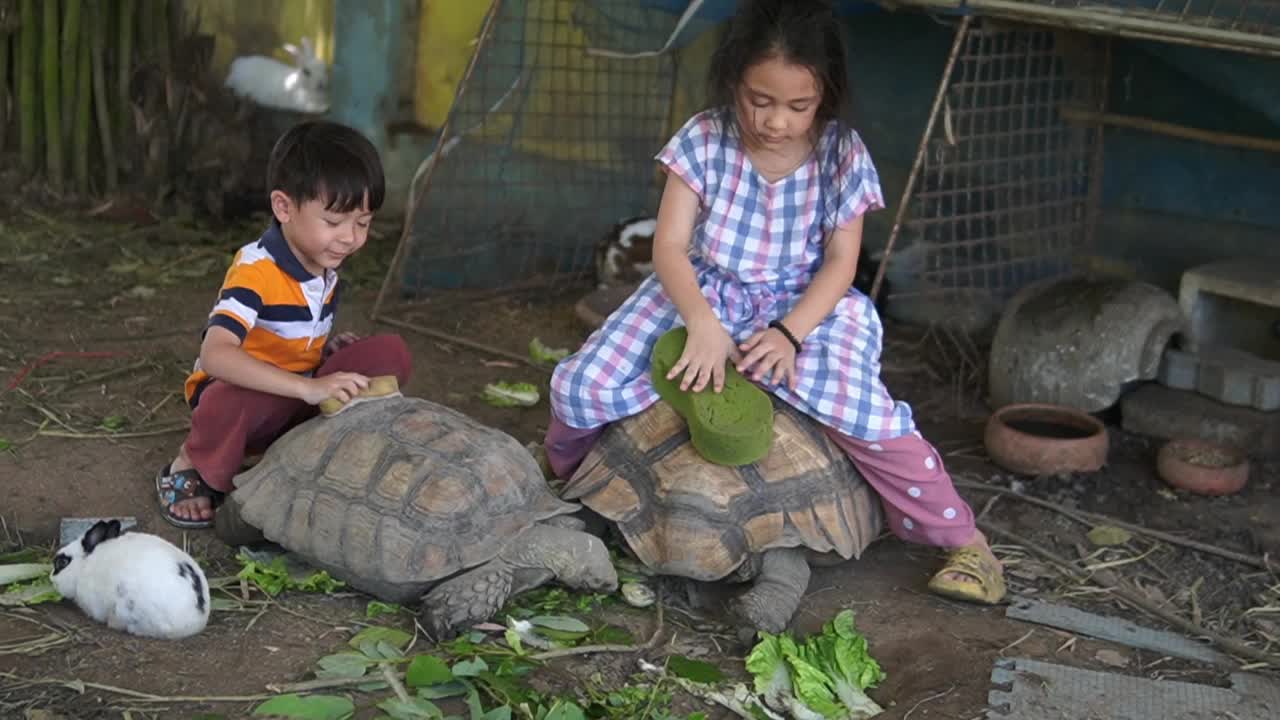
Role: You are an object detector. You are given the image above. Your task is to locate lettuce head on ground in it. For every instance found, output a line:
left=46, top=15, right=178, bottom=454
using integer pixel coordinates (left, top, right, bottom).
left=745, top=609, right=886, bottom=719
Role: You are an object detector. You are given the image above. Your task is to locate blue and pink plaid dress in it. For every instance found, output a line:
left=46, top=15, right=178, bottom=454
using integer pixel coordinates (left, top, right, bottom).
left=550, top=109, right=917, bottom=442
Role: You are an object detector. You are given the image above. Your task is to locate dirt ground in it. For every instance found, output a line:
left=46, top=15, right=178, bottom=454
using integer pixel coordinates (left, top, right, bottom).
left=1, top=199, right=1278, bottom=720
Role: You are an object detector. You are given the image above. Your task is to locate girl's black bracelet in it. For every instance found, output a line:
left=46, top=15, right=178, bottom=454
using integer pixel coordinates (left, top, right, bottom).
left=768, top=320, right=803, bottom=354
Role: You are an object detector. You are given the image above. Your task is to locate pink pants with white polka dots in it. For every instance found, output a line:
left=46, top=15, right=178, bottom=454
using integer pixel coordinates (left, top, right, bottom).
left=821, top=429, right=977, bottom=548
left=545, top=416, right=978, bottom=550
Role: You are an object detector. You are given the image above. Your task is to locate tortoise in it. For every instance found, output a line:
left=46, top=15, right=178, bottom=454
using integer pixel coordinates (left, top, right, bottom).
left=214, top=395, right=619, bottom=638
left=561, top=397, right=884, bottom=634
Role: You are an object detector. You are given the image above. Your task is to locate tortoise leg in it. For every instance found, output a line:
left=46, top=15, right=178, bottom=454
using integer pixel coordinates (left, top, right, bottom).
left=213, top=498, right=267, bottom=547
left=419, top=560, right=515, bottom=640
left=728, top=547, right=811, bottom=634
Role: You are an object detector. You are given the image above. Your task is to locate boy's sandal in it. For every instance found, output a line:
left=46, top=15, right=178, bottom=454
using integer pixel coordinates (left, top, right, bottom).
left=927, top=545, right=1007, bottom=605
left=155, top=464, right=225, bottom=530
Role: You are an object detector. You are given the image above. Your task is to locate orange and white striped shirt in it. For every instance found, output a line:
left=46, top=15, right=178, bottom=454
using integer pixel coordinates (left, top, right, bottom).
left=184, top=221, right=339, bottom=406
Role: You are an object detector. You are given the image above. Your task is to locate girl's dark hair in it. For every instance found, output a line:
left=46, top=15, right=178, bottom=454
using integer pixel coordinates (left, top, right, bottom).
left=267, top=120, right=386, bottom=213
left=707, top=0, right=849, bottom=137
left=706, top=0, right=856, bottom=231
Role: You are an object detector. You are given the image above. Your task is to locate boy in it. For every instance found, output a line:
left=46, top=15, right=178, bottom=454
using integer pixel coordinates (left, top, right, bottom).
left=157, top=120, right=413, bottom=528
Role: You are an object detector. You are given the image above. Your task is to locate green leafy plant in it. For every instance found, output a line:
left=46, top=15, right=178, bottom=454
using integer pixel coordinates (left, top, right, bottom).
left=528, top=338, right=569, bottom=365
left=235, top=552, right=345, bottom=597
left=482, top=382, right=541, bottom=408
left=367, top=600, right=405, bottom=619
left=251, top=616, right=712, bottom=720
left=251, top=693, right=355, bottom=719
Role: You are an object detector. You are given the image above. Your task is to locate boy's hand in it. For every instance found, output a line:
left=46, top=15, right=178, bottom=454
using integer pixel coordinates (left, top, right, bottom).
left=737, top=328, right=798, bottom=390
left=323, top=332, right=360, bottom=359
left=301, top=372, right=370, bottom=406
left=666, top=318, right=742, bottom=393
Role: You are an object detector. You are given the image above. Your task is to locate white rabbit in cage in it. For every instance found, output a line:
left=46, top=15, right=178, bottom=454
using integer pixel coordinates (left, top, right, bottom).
left=225, top=37, right=330, bottom=114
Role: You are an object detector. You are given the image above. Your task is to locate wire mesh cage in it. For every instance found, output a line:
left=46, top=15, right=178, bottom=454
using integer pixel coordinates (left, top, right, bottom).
left=881, top=19, right=1107, bottom=328
left=390, top=0, right=687, bottom=299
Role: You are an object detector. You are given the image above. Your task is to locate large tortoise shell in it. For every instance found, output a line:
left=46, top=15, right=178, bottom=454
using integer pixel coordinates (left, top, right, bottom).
left=230, top=397, right=577, bottom=590
left=561, top=398, right=884, bottom=581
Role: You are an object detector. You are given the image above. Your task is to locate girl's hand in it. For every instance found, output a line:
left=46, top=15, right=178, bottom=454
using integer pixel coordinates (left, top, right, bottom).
left=666, top=318, right=742, bottom=393
left=737, top=328, right=799, bottom=390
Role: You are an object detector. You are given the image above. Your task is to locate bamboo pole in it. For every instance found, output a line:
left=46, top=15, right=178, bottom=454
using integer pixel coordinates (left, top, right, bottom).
left=73, top=6, right=92, bottom=193
left=0, top=29, right=9, bottom=154
left=60, top=0, right=80, bottom=146
left=116, top=0, right=136, bottom=163
left=17, top=0, right=35, bottom=172
left=40, top=0, right=60, bottom=188
left=154, top=0, right=170, bottom=73
left=1061, top=105, right=1280, bottom=155
left=138, top=0, right=154, bottom=60
left=868, top=15, right=972, bottom=304
left=91, top=0, right=117, bottom=191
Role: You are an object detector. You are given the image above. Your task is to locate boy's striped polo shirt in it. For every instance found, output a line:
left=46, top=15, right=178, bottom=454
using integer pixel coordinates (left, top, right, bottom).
left=184, top=221, right=339, bottom=407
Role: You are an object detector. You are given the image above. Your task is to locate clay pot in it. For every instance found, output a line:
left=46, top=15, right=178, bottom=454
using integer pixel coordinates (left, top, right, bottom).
left=1156, top=437, right=1249, bottom=496
left=984, top=403, right=1108, bottom=475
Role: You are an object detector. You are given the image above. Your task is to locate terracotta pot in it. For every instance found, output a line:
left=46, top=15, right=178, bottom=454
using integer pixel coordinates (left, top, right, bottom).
left=984, top=403, right=1108, bottom=475
left=1156, top=437, right=1249, bottom=496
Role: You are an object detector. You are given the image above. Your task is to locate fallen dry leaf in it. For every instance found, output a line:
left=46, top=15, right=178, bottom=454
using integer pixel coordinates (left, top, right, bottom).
left=1094, top=649, right=1130, bottom=668
left=1088, top=525, right=1133, bottom=546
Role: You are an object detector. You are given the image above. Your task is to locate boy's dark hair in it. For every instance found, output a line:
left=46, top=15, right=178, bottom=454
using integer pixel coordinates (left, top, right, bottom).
left=266, top=120, right=386, bottom=213
left=706, top=0, right=855, bottom=230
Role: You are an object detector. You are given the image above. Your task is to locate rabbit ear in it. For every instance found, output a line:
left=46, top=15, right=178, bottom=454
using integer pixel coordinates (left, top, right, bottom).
left=82, top=520, right=122, bottom=555
left=300, top=37, right=315, bottom=56
left=282, top=42, right=299, bottom=56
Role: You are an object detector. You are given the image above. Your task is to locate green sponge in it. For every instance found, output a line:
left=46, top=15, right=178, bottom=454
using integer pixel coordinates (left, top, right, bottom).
left=650, top=326, right=774, bottom=466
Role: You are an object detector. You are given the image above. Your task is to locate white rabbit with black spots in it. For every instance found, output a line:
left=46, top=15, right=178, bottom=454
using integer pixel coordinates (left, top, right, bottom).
left=224, top=37, right=329, bottom=114
left=50, top=520, right=211, bottom=640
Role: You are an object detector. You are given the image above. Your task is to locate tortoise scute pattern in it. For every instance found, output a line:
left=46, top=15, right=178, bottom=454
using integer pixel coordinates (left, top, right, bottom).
left=232, top=397, right=578, bottom=595
left=563, top=398, right=884, bottom=582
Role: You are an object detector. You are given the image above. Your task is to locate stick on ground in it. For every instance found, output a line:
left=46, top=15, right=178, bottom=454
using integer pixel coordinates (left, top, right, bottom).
left=956, top=478, right=1277, bottom=572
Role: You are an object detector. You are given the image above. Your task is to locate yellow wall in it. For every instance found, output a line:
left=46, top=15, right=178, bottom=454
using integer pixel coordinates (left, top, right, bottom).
left=412, top=0, right=721, bottom=167
left=188, top=0, right=335, bottom=76
left=415, top=0, right=491, bottom=128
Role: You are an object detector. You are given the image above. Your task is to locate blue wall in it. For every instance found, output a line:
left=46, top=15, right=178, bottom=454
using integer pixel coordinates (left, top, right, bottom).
left=1100, top=40, right=1280, bottom=231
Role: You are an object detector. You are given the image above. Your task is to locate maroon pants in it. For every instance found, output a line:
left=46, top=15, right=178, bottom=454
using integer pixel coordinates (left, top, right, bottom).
left=184, top=334, right=413, bottom=492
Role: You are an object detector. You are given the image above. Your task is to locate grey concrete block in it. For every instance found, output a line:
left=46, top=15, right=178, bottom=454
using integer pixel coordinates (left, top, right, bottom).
left=987, top=657, right=1280, bottom=719
left=1121, top=383, right=1280, bottom=459
left=1157, top=346, right=1280, bottom=412
left=1179, top=257, right=1280, bottom=356
left=58, top=517, right=137, bottom=547
left=1199, top=346, right=1280, bottom=411
left=1158, top=348, right=1199, bottom=391
left=1006, top=596, right=1231, bottom=666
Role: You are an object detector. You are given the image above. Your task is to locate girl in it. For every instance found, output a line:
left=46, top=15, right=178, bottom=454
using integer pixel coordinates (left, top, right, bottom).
left=546, top=0, right=1004, bottom=605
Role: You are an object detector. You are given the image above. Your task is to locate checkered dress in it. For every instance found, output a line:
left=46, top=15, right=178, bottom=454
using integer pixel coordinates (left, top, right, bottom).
left=550, top=109, right=917, bottom=441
